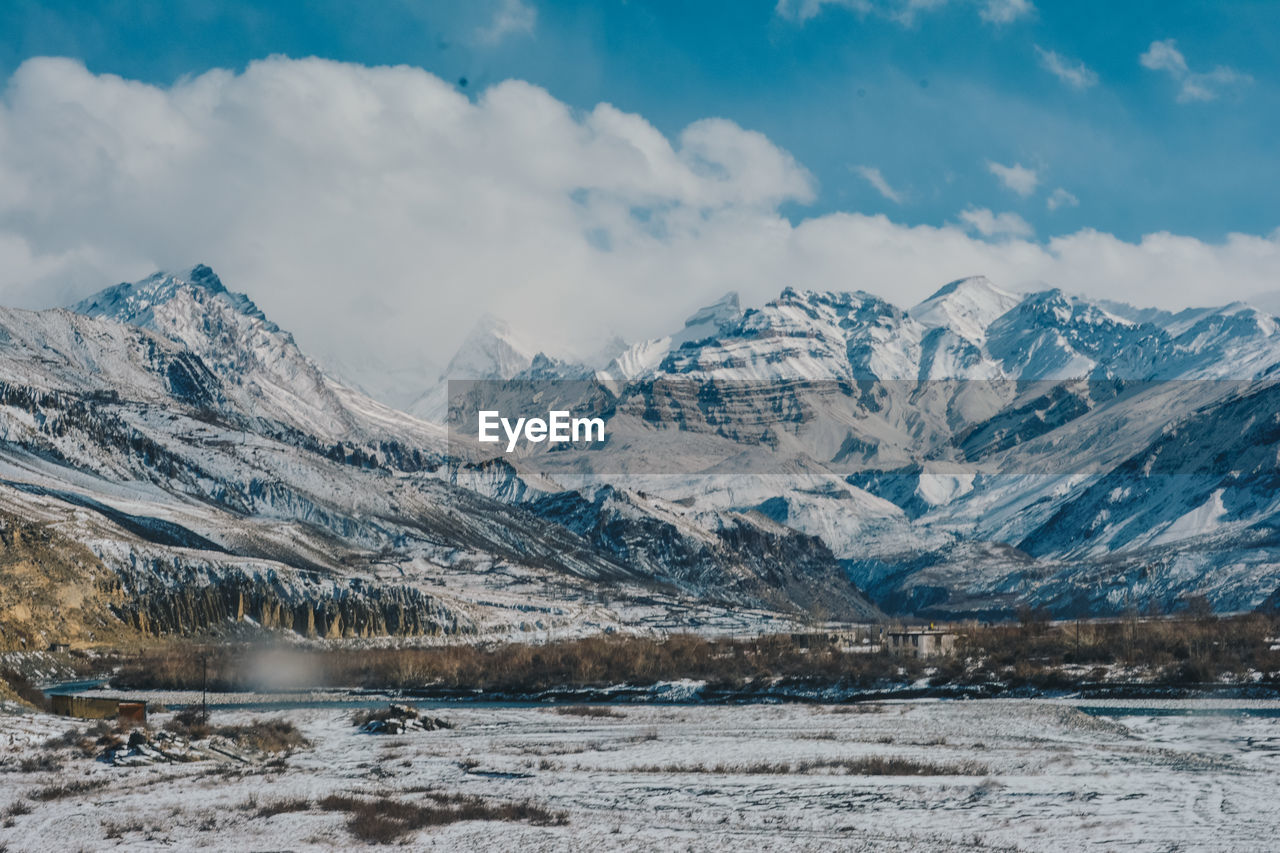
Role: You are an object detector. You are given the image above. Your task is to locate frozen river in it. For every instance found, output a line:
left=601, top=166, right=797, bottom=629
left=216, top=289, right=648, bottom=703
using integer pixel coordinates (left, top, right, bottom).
left=1, top=698, right=1278, bottom=850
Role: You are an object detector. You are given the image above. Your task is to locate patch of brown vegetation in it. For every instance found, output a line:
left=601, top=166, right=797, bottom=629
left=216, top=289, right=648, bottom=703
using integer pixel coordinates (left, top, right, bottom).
left=28, top=778, right=108, bottom=801
left=285, top=792, right=571, bottom=843
left=631, top=756, right=986, bottom=775
left=553, top=705, right=625, bottom=718
left=164, top=707, right=308, bottom=753
left=114, top=632, right=924, bottom=692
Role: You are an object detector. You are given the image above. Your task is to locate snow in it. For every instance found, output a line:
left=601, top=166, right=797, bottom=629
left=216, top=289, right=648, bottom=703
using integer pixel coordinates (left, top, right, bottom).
left=913, top=465, right=976, bottom=507
left=18, top=262, right=1280, bottom=621
left=601, top=291, right=744, bottom=381
left=1150, top=488, right=1230, bottom=546
left=2, top=698, right=1278, bottom=850
left=909, top=276, right=1021, bottom=346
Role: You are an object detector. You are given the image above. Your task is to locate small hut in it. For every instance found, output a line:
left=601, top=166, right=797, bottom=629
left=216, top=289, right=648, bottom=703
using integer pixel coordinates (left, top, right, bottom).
left=50, top=694, right=148, bottom=723
left=885, top=629, right=957, bottom=659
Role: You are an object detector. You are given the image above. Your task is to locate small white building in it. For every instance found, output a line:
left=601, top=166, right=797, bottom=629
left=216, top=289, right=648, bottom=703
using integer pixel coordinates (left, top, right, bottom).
left=885, top=629, right=957, bottom=659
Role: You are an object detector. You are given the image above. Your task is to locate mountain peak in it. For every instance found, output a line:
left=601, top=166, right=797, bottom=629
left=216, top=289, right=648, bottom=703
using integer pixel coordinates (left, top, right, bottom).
left=921, top=275, right=994, bottom=301
left=683, top=291, right=741, bottom=330
left=442, top=314, right=535, bottom=380
left=70, top=264, right=278, bottom=333
left=183, top=263, right=226, bottom=294
left=910, top=276, right=1020, bottom=345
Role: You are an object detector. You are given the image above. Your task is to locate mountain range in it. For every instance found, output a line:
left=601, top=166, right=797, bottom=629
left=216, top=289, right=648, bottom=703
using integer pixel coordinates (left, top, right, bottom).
left=1, top=264, right=1278, bottom=647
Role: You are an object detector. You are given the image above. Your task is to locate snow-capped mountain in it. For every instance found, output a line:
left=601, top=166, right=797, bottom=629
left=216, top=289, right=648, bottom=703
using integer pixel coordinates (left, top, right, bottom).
left=603, top=291, right=744, bottom=380
left=3, top=260, right=1280, bottom=641
left=0, top=268, right=883, bottom=648
left=71, top=265, right=441, bottom=447
left=910, top=276, right=1021, bottom=347
left=451, top=278, right=1280, bottom=618
left=403, top=314, right=539, bottom=422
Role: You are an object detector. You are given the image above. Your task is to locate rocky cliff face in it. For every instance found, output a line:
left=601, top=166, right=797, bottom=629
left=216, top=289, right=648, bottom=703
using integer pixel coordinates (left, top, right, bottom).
left=0, top=510, right=474, bottom=645
left=115, top=567, right=471, bottom=639
left=0, top=512, right=129, bottom=650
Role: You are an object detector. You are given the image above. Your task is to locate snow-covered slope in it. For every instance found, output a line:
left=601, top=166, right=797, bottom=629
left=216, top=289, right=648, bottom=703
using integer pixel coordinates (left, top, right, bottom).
left=72, top=265, right=442, bottom=447
left=19, top=260, right=1280, bottom=625
left=603, top=292, right=744, bottom=380
left=0, top=272, right=886, bottom=640
left=454, top=279, right=1280, bottom=618
left=910, top=276, right=1021, bottom=347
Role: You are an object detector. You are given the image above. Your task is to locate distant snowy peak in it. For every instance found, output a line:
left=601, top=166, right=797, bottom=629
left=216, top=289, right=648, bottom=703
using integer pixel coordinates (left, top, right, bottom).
left=442, top=314, right=535, bottom=381
left=404, top=314, right=538, bottom=422
left=635, top=287, right=918, bottom=381
left=71, top=264, right=277, bottom=334
left=910, top=276, right=1020, bottom=346
left=70, top=265, right=441, bottom=445
left=72, top=264, right=320, bottom=389
left=682, top=291, right=742, bottom=335
left=603, top=291, right=745, bottom=380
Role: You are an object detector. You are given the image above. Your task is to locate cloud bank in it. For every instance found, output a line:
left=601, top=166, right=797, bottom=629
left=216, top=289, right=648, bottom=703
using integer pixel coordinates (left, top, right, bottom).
left=1, top=57, right=1278, bottom=372
left=1140, top=39, right=1252, bottom=103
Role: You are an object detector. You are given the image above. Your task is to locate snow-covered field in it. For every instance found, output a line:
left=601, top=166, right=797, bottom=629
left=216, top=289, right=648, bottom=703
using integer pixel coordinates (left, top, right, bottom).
left=1, top=698, right=1278, bottom=851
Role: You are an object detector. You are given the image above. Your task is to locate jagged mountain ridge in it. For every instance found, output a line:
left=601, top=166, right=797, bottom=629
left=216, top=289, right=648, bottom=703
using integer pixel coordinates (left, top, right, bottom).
left=0, top=271, right=884, bottom=644
left=4, top=263, right=1278, bottom=632
left=440, top=276, right=1280, bottom=617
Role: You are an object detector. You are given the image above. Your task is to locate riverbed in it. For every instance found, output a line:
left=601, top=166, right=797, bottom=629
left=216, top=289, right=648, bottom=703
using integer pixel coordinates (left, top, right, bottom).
left=1, top=698, right=1277, bottom=850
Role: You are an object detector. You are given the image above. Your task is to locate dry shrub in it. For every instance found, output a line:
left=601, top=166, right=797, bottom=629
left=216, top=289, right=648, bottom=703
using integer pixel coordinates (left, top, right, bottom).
left=165, top=705, right=211, bottom=739
left=214, top=719, right=308, bottom=753
left=17, top=753, right=62, bottom=773
left=632, top=756, right=985, bottom=776
left=257, top=798, right=312, bottom=818
left=106, top=610, right=1280, bottom=695
left=315, top=792, right=567, bottom=843
left=554, top=705, right=625, bottom=719
left=0, top=669, right=49, bottom=711
left=29, top=778, right=107, bottom=801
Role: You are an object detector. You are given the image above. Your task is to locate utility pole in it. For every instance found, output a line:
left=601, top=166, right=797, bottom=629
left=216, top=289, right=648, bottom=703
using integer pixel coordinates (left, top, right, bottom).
left=201, top=652, right=208, bottom=724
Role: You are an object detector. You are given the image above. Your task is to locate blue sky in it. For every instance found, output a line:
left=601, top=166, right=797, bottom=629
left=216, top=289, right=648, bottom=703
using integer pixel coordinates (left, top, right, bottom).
left=2, top=0, right=1275, bottom=242
left=1, top=1, right=1278, bottom=369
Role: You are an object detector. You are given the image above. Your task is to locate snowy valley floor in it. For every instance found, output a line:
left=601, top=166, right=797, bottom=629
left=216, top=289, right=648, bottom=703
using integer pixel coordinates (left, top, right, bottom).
left=1, top=698, right=1278, bottom=851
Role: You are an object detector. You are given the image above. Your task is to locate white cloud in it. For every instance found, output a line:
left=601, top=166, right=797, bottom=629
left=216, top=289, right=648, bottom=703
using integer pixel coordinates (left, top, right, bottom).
left=775, top=0, right=869, bottom=23
left=774, top=0, right=961, bottom=26
left=855, top=165, right=903, bottom=203
left=959, top=208, right=1034, bottom=239
left=476, top=0, right=537, bottom=44
left=776, top=0, right=1029, bottom=25
left=1140, top=39, right=1252, bottom=103
left=1139, top=39, right=1188, bottom=76
left=979, top=0, right=1033, bottom=25
left=1046, top=188, right=1079, bottom=211
left=986, top=161, right=1039, bottom=197
left=1177, top=67, right=1252, bottom=103
left=1, top=57, right=1279, bottom=373
left=1034, top=46, right=1098, bottom=89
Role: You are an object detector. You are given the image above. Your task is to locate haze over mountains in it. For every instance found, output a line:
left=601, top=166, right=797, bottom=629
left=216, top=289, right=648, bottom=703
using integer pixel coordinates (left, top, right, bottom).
left=2, top=264, right=1280, bottom=647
